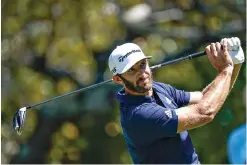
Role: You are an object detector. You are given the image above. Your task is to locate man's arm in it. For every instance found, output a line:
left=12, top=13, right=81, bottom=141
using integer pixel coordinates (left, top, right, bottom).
left=203, top=64, right=242, bottom=93
left=189, top=37, right=244, bottom=104
left=175, top=40, right=234, bottom=133
left=176, top=66, right=233, bottom=132
left=189, top=63, right=242, bottom=104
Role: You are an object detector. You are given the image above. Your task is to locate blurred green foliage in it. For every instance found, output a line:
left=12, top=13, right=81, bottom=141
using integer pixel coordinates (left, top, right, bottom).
left=1, top=0, right=246, bottom=164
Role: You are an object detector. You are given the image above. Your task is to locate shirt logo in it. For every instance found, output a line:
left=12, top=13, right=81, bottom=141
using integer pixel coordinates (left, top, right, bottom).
left=118, top=49, right=141, bottom=62
left=165, top=97, right=172, bottom=104
left=164, top=110, right=172, bottom=118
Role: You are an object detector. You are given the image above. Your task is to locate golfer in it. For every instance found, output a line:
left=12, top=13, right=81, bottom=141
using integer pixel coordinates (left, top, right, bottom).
left=108, top=37, right=244, bottom=164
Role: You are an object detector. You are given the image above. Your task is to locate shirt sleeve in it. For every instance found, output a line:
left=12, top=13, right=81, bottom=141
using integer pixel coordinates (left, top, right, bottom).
left=165, top=84, right=190, bottom=107
left=131, top=103, right=178, bottom=145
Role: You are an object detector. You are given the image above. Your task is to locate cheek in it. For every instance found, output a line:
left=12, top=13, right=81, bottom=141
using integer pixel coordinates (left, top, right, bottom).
left=123, top=75, right=137, bottom=85
left=146, top=69, right=152, bottom=78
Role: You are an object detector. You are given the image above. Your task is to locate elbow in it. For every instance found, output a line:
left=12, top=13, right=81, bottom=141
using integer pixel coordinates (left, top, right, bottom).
left=198, top=113, right=215, bottom=126
left=196, top=103, right=216, bottom=123
left=206, top=114, right=215, bottom=123
left=198, top=102, right=216, bottom=116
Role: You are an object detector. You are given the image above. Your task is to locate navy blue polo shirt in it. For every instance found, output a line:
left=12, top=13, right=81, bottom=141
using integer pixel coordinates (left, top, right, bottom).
left=116, top=81, right=200, bottom=164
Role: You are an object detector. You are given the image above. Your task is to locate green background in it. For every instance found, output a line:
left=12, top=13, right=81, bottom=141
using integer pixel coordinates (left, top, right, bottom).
left=1, top=0, right=246, bottom=163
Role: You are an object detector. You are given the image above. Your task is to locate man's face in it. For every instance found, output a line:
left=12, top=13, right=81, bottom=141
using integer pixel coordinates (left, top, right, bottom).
left=118, top=59, right=153, bottom=94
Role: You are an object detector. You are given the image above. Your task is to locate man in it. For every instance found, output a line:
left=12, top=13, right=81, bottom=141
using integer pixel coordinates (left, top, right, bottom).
left=108, top=38, right=244, bottom=164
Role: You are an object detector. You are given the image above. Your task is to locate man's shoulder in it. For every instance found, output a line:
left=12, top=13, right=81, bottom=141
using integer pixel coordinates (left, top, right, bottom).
left=128, top=103, right=162, bottom=122
left=121, top=102, right=152, bottom=114
left=153, top=81, right=165, bottom=86
left=153, top=81, right=171, bottom=91
left=121, top=102, right=156, bottom=119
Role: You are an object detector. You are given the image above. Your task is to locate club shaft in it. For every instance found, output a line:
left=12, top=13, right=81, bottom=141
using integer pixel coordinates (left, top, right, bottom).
left=27, top=79, right=113, bottom=109
left=26, top=50, right=206, bottom=109
left=150, top=50, right=206, bottom=70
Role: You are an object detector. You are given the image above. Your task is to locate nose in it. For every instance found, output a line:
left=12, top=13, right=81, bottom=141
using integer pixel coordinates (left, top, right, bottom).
left=137, top=65, right=147, bottom=78
left=140, top=64, right=146, bottom=73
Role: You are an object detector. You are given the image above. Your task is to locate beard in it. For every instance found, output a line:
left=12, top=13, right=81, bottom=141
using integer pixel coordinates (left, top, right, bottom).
left=119, top=73, right=153, bottom=93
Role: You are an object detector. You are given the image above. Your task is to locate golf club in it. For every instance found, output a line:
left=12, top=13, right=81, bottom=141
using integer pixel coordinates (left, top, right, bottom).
left=13, top=50, right=206, bottom=135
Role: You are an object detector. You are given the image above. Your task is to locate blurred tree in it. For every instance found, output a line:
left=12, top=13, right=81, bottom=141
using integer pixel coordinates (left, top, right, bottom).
left=1, top=0, right=246, bottom=164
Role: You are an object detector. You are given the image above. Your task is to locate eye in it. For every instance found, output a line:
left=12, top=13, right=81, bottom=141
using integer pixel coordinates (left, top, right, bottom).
left=140, top=61, right=146, bottom=68
left=127, top=68, right=134, bottom=73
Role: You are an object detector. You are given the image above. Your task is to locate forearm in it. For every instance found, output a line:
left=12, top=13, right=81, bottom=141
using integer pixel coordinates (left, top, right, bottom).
left=202, top=81, right=214, bottom=95
left=176, top=67, right=233, bottom=132
left=176, top=38, right=243, bottom=132
left=198, top=67, right=233, bottom=117
left=202, top=64, right=242, bottom=95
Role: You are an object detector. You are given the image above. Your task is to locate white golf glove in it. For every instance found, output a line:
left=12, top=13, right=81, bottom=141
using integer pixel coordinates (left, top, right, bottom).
left=221, top=37, right=245, bottom=64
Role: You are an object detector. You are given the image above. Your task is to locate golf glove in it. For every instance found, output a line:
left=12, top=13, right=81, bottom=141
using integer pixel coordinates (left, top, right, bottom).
left=221, top=37, right=245, bottom=64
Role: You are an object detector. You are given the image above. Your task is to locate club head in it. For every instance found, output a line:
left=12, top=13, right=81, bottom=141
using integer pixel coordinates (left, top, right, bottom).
left=13, top=107, right=27, bottom=135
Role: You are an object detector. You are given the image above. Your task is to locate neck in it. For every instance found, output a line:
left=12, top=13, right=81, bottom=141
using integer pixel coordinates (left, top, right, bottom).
left=124, top=87, right=153, bottom=96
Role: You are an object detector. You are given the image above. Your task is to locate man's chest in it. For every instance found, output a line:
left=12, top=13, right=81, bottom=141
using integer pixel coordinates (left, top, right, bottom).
left=153, top=91, right=178, bottom=109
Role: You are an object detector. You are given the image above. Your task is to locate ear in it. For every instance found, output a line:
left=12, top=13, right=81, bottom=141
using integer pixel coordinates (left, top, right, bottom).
left=113, top=75, right=124, bottom=85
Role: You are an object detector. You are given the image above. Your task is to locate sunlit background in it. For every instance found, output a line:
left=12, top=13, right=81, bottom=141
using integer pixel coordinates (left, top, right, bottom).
left=1, top=0, right=246, bottom=164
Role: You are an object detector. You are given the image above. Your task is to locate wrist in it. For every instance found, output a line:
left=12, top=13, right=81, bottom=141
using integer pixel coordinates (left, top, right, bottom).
left=222, top=66, right=233, bottom=74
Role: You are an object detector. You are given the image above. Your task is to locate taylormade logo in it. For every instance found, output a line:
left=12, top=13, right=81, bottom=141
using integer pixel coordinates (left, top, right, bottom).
left=111, top=67, right=116, bottom=73
left=118, top=49, right=141, bottom=62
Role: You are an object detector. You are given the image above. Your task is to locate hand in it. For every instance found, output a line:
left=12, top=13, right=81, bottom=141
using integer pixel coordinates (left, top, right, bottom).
left=205, top=39, right=234, bottom=72
left=220, top=37, right=245, bottom=64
